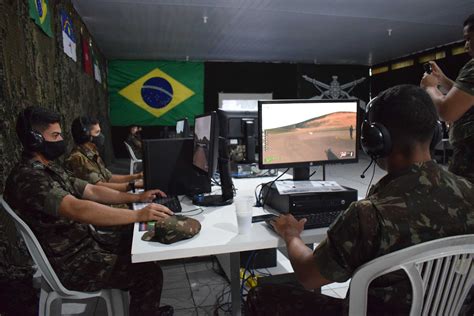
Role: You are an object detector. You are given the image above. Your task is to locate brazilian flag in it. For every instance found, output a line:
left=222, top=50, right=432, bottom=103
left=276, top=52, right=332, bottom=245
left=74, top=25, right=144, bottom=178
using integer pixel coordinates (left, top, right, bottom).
left=109, top=60, right=204, bottom=126
left=28, top=0, right=53, bottom=38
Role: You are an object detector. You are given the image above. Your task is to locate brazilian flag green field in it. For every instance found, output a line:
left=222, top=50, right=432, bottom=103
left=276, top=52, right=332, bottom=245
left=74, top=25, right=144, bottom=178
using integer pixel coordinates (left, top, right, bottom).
left=108, top=60, right=204, bottom=126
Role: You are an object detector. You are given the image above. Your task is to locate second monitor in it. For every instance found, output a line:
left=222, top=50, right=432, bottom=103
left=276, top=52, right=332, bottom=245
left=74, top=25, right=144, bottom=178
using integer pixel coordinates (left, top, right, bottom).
left=259, top=99, right=359, bottom=180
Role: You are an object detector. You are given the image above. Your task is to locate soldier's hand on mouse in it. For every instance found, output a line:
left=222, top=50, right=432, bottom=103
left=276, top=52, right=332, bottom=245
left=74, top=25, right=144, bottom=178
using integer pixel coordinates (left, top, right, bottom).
left=136, top=203, right=173, bottom=222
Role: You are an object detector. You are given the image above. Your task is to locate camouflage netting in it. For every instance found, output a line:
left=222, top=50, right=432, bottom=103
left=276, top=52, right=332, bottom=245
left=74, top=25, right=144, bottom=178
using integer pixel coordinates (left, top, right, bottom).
left=0, top=1, right=111, bottom=312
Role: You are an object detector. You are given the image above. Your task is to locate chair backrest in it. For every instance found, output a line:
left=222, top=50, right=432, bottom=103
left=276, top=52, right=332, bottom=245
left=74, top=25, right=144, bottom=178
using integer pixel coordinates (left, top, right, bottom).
left=124, top=141, right=139, bottom=161
left=0, top=195, right=77, bottom=296
left=349, top=234, right=474, bottom=316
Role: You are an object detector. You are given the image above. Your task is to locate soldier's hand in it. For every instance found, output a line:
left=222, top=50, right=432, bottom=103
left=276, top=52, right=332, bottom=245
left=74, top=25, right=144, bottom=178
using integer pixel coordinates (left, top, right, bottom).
left=135, top=172, right=144, bottom=180
left=429, top=61, right=447, bottom=83
left=138, top=189, right=167, bottom=202
left=420, top=73, right=438, bottom=89
left=135, top=179, right=144, bottom=189
left=136, top=203, right=173, bottom=222
left=271, top=214, right=306, bottom=242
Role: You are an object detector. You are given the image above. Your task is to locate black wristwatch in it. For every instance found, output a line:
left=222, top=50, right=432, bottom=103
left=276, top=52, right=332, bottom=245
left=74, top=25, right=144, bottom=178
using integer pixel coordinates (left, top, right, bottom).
left=128, top=181, right=136, bottom=192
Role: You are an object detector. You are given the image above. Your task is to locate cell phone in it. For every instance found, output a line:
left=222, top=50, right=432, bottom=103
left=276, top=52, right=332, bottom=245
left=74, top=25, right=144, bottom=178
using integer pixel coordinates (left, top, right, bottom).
left=423, top=63, right=432, bottom=74
left=252, top=214, right=279, bottom=223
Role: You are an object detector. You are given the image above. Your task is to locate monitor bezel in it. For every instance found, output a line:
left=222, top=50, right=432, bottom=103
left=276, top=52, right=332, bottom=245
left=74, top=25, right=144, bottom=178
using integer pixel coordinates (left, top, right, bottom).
left=192, top=111, right=218, bottom=177
left=258, top=99, right=360, bottom=170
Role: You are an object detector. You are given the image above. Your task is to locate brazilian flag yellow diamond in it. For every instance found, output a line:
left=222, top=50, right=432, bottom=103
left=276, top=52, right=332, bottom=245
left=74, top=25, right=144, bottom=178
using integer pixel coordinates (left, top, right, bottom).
left=118, top=68, right=195, bottom=118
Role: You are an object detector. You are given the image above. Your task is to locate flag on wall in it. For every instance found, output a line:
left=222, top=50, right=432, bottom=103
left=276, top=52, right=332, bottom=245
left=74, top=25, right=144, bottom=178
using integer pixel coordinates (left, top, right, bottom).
left=109, top=61, right=204, bottom=126
left=82, top=36, right=92, bottom=75
left=93, top=50, right=102, bottom=83
left=28, top=0, right=53, bottom=37
left=60, top=9, right=77, bottom=61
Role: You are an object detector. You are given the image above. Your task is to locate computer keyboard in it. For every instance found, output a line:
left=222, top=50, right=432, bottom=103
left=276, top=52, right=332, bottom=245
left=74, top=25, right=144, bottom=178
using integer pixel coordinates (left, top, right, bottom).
left=152, top=196, right=182, bottom=213
left=264, top=211, right=342, bottom=230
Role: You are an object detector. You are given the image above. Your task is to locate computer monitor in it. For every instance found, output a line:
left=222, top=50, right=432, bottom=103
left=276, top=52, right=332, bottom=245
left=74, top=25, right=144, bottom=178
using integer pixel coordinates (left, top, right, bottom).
left=192, top=112, right=218, bottom=178
left=217, top=109, right=258, bottom=163
left=258, top=99, right=359, bottom=180
left=176, top=118, right=190, bottom=138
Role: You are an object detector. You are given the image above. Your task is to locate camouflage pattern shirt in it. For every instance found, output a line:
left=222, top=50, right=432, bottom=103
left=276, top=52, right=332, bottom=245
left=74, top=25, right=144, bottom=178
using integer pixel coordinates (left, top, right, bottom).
left=449, top=58, right=474, bottom=182
left=3, top=154, right=118, bottom=288
left=65, top=144, right=113, bottom=184
left=313, top=160, right=474, bottom=310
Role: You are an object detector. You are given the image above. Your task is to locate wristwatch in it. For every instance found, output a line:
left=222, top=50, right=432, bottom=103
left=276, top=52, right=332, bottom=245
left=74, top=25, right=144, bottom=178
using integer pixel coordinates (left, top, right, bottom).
left=127, top=181, right=136, bottom=192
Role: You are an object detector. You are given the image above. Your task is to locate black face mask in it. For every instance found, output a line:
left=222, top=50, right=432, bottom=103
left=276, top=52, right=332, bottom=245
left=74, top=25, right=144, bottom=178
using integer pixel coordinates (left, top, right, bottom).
left=91, top=133, right=105, bottom=148
left=42, top=140, right=66, bottom=161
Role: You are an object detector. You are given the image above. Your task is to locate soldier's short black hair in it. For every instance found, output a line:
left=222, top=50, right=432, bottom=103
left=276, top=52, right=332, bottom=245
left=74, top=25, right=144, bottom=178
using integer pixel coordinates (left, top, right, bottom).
left=71, top=116, right=100, bottom=145
left=371, top=84, right=438, bottom=150
left=16, top=106, right=61, bottom=144
left=464, top=14, right=474, bottom=32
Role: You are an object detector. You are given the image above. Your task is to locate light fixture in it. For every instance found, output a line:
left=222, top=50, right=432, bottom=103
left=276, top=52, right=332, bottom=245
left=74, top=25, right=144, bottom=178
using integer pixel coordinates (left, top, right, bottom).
left=203, top=15, right=208, bottom=24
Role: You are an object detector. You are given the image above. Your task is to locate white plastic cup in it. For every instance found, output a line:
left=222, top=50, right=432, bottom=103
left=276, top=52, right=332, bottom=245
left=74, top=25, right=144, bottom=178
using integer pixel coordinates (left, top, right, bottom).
left=235, top=197, right=253, bottom=234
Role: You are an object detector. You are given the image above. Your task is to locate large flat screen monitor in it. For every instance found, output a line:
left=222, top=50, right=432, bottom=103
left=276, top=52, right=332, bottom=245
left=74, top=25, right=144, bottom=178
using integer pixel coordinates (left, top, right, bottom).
left=192, top=112, right=218, bottom=178
left=259, top=99, right=359, bottom=173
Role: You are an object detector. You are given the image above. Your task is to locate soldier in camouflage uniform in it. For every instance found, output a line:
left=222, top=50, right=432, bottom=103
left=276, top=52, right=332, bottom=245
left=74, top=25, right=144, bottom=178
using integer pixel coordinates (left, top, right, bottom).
left=3, top=106, right=199, bottom=315
left=421, top=13, right=474, bottom=183
left=65, top=116, right=144, bottom=193
left=125, top=125, right=143, bottom=159
left=246, top=85, right=474, bottom=315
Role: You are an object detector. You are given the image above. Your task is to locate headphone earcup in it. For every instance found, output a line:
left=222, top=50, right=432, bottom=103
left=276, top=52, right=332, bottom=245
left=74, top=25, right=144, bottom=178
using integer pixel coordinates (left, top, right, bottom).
left=361, top=121, right=392, bottom=158
left=24, top=130, right=44, bottom=152
left=430, top=120, right=443, bottom=150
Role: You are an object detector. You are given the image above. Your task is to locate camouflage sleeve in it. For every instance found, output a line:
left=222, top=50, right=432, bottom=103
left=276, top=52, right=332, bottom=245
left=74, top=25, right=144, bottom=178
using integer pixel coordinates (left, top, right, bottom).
left=65, top=154, right=102, bottom=184
left=103, top=167, right=113, bottom=182
left=454, top=59, right=474, bottom=96
left=16, top=167, right=70, bottom=217
left=313, top=200, right=380, bottom=282
left=70, top=177, right=89, bottom=197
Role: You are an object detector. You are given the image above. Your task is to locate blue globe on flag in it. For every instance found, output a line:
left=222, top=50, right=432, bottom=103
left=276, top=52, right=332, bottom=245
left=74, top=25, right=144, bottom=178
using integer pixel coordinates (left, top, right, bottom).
left=141, top=77, right=174, bottom=109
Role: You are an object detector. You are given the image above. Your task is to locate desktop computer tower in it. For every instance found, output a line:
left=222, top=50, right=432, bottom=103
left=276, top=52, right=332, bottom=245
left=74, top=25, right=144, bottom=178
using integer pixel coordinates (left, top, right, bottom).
left=261, top=183, right=357, bottom=216
left=143, top=138, right=211, bottom=195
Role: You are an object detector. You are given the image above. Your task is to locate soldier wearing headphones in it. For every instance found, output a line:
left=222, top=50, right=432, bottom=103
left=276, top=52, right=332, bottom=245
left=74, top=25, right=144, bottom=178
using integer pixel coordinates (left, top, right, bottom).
left=246, top=85, right=474, bottom=315
left=3, top=106, right=177, bottom=315
left=65, top=116, right=146, bottom=193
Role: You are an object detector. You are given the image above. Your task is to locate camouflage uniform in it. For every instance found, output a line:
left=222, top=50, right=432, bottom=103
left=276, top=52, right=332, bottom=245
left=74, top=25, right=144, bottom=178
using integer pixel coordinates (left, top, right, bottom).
left=449, top=58, right=474, bottom=183
left=3, top=154, right=165, bottom=315
left=64, top=144, right=129, bottom=214
left=126, top=133, right=143, bottom=159
left=246, top=161, right=474, bottom=315
left=65, top=144, right=113, bottom=185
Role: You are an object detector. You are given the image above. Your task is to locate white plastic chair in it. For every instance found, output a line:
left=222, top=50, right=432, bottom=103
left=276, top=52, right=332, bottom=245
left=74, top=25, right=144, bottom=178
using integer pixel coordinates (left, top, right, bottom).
left=124, top=141, right=142, bottom=175
left=0, top=196, right=129, bottom=316
left=349, top=234, right=474, bottom=316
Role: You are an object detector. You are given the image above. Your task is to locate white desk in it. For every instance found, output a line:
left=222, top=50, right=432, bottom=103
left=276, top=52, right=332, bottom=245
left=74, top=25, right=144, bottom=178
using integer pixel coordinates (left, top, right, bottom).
left=132, top=176, right=329, bottom=315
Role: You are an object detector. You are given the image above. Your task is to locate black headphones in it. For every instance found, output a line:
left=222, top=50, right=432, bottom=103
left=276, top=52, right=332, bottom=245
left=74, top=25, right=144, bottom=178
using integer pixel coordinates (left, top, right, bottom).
left=20, top=108, right=44, bottom=152
left=72, top=116, right=92, bottom=144
left=361, top=97, right=443, bottom=159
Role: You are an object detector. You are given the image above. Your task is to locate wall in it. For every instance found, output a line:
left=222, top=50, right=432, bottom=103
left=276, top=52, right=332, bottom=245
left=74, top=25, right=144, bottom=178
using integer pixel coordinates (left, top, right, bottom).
left=371, top=43, right=471, bottom=96
left=0, top=0, right=110, bottom=306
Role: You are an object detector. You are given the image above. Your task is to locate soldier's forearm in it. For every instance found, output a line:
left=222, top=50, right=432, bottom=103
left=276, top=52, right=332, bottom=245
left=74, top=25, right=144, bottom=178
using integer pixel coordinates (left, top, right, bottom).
left=59, top=195, right=138, bottom=226
left=109, top=174, right=137, bottom=183
left=96, top=181, right=128, bottom=192
left=83, top=183, right=140, bottom=204
left=285, top=236, right=331, bottom=290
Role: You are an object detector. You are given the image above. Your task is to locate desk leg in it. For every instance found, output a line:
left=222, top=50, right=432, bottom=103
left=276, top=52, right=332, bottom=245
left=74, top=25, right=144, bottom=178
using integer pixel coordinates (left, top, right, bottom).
left=230, top=252, right=241, bottom=316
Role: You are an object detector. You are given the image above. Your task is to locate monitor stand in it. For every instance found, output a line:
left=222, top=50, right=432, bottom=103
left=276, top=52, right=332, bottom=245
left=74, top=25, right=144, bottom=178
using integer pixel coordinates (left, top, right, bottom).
left=193, top=194, right=233, bottom=207
left=293, top=165, right=326, bottom=181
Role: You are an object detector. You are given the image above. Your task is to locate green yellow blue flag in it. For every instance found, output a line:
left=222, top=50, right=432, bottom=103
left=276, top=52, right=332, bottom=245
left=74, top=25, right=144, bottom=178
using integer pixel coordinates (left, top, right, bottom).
left=109, top=61, right=204, bottom=126
left=28, top=0, right=53, bottom=38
